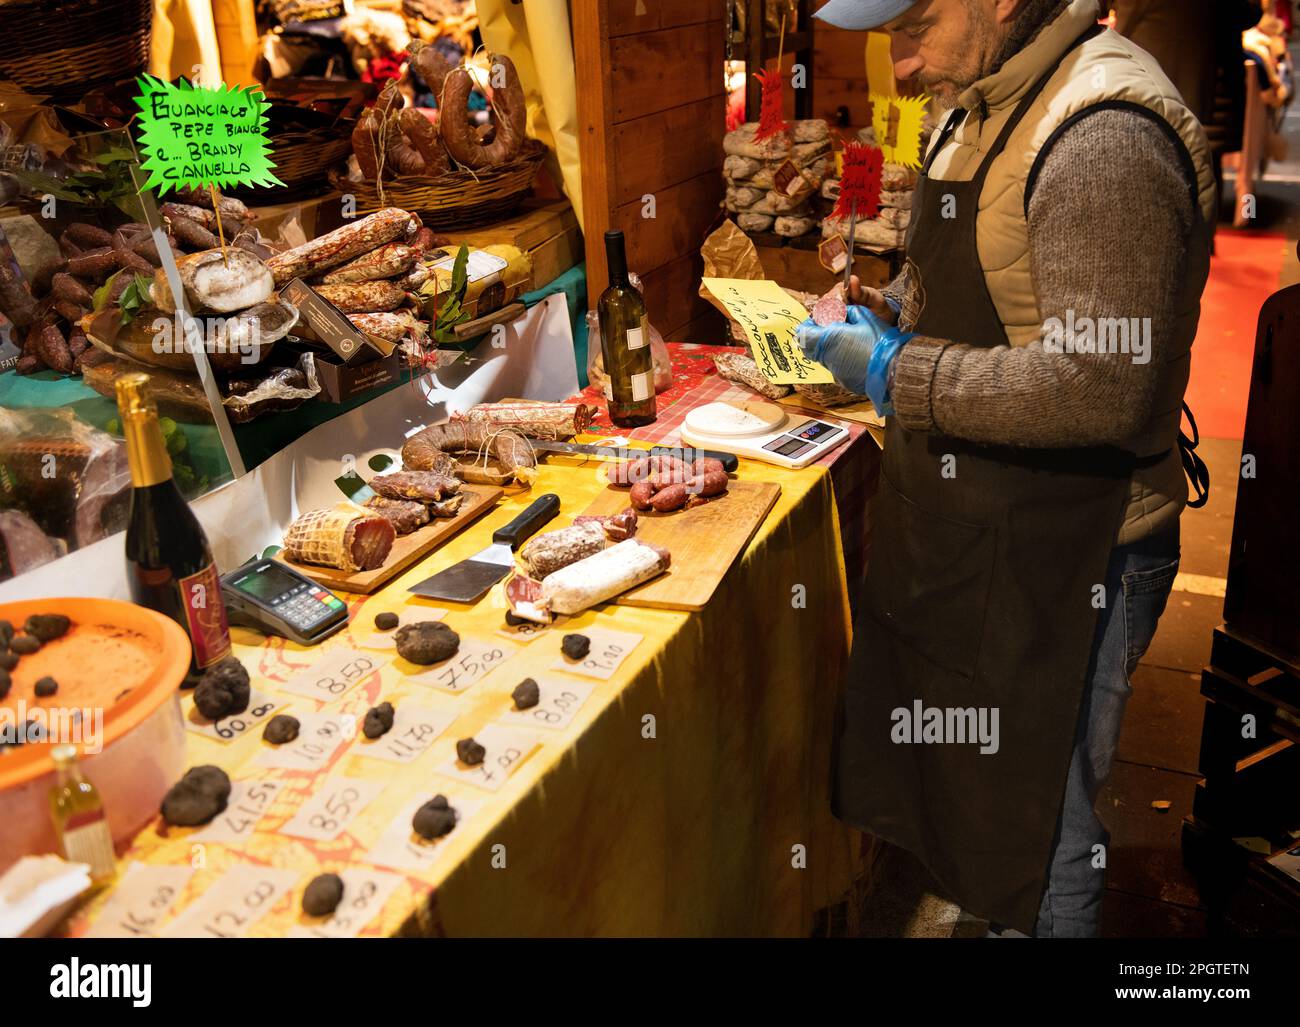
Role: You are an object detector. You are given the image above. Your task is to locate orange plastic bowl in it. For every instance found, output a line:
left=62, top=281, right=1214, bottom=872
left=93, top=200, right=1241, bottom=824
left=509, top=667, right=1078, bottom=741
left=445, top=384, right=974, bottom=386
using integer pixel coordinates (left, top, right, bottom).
left=0, top=597, right=191, bottom=871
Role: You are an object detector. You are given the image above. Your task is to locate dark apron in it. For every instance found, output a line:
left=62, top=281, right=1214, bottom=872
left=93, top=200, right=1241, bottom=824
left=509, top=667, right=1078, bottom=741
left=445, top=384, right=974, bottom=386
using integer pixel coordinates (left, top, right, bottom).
left=832, top=30, right=1142, bottom=933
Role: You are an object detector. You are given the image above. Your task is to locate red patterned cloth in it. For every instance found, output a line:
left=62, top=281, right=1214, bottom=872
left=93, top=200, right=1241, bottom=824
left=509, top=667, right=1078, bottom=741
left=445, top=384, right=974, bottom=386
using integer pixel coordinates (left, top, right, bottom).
left=568, top=343, right=880, bottom=588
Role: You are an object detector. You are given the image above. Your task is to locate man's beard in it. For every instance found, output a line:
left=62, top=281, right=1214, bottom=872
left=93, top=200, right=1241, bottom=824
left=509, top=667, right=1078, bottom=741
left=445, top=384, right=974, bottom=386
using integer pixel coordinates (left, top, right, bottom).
left=918, top=0, right=1004, bottom=108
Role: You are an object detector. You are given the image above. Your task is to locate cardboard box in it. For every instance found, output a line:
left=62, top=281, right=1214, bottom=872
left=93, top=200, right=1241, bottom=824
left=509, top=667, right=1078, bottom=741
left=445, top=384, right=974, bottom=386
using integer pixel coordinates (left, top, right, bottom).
left=311, top=346, right=402, bottom=403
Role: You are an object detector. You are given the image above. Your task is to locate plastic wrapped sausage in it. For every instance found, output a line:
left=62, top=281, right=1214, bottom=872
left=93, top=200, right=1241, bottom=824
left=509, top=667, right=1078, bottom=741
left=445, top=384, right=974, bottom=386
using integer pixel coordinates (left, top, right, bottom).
left=266, top=208, right=420, bottom=286
left=313, top=280, right=405, bottom=313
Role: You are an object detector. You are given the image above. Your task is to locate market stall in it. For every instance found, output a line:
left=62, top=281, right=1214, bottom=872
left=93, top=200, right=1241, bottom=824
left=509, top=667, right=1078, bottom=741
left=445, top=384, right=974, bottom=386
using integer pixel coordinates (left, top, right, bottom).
left=0, top=0, right=886, bottom=940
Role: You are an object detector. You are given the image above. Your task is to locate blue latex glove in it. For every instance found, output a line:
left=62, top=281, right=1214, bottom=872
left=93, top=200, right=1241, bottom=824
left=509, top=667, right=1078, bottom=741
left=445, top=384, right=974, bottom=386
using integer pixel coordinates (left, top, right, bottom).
left=796, top=304, right=890, bottom=395
left=796, top=305, right=912, bottom=417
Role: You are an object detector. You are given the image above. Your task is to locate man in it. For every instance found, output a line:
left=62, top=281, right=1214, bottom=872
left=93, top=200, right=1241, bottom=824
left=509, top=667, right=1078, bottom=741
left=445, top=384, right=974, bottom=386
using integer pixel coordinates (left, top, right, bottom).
left=800, top=0, right=1214, bottom=937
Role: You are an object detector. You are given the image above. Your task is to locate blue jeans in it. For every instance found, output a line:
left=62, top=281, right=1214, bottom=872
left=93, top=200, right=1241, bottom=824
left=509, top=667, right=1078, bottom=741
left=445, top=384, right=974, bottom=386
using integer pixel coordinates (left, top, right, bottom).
left=1027, top=525, right=1181, bottom=937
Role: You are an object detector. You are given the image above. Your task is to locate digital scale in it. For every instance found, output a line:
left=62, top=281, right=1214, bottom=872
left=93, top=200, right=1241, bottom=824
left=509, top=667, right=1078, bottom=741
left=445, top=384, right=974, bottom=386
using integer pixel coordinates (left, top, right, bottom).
left=221, top=558, right=349, bottom=646
left=680, top=400, right=850, bottom=469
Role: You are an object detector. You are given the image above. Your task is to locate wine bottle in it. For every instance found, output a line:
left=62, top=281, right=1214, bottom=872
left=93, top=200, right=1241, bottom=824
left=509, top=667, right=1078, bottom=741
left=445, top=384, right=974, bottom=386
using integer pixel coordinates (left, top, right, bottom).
left=116, top=372, right=231, bottom=685
left=49, top=744, right=116, bottom=885
left=598, top=230, right=657, bottom=427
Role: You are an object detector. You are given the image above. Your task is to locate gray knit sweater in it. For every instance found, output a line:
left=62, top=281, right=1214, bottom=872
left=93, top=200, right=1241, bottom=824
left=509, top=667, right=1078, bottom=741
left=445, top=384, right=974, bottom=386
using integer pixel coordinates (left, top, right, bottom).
left=886, top=13, right=1198, bottom=450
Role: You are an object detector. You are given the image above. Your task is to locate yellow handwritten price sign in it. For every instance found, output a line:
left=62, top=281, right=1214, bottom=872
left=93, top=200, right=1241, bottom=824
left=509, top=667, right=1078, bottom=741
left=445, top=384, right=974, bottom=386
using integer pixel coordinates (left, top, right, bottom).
left=702, top=277, right=834, bottom=385
left=870, top=93, right=930, bottom=169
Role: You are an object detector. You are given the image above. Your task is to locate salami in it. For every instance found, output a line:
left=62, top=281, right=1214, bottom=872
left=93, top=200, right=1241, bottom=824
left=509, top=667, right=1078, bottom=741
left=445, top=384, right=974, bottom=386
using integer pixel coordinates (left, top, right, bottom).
left=267, top=208, right=420, bottom=286
left=312, top=280, right=405, bottom=313
left=518, top=523, right=609, bottom=579
left=321, top=243, right=417, bottom=284
left=811, top=284, right=847, bottom=326
left=282, top=505, right=395, bottom=572
left=347, top=311, right=423, bottom=342
left=505, top=539, right=671, bottom=622
left=439, top=55, right=526, bottom=169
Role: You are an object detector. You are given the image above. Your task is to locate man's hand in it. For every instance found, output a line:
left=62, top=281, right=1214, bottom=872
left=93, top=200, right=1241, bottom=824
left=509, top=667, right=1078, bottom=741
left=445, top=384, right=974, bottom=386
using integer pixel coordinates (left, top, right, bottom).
left=847, top=275, right=898, bottom=326
left=796, top=304, right=891, bottom=395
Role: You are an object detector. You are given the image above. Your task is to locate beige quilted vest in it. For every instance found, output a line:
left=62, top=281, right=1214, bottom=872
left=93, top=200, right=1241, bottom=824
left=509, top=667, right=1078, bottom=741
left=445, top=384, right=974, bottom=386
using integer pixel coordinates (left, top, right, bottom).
left=923, top=0, right=1216, bottom=544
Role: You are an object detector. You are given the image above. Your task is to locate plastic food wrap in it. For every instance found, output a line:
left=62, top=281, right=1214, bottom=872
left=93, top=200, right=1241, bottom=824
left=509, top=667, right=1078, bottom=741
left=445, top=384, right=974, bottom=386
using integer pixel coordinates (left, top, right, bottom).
left=0, top=407, right=131, bottom=550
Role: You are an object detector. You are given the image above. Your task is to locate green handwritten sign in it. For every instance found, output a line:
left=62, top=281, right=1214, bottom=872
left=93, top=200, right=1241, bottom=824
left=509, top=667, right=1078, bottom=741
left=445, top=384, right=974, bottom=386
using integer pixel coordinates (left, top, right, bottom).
left=133, top=76, right=282, bottom=194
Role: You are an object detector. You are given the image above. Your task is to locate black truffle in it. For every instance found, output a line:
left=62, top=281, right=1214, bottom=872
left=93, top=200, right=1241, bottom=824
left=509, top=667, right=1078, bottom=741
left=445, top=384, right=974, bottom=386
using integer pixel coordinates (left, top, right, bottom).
left=193, top=657, right=251, bottom=720
left=9, top=635, right=41, bottom=655
left=24, top=614, right=71, bottom=642
left=374, top=612, right=399, bottom=631
left=456, top=737, right=486, bottom=765
left=561, top=633, right=591, bottom=660
left=394, top=621, right=460, bottom=665
left=33, top=676, right=58, bottom=698
left=302, top=873, right=344, bottom=917
left=412, top=796, right=457, bottom=840
left=0, top=619, right=12, bottom=646
left=23, top=720, right=44, bottom=742
left=0, top=653, right=18, bottom=671
left=262, top=714, right=300, bottom=745
left=512, top=678, right=540, bottom=710
left=504, top=611, right=528, bottom=627
left=362, top=702, right=395, bottom=739
left=160, top=765, right=231, bottom=827
left=0, top=669, right=9, bottom=701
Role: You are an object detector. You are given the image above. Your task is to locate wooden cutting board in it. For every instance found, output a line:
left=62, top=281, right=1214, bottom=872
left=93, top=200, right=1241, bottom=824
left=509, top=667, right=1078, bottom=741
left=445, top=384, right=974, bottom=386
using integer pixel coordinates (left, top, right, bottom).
left=578, top=480, right=781, bottom=611
left=278, top=483, right=503, bottom=595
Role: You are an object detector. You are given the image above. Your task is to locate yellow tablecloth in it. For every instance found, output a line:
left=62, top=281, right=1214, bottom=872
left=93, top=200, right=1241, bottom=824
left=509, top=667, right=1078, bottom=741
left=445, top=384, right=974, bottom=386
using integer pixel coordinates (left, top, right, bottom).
left=71, top=452, right=859, bottom=937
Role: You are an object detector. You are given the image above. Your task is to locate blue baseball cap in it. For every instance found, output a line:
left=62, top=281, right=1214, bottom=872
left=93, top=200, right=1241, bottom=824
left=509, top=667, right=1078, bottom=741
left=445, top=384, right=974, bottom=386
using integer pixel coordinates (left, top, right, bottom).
left=814, top=0, right=917, bottom=30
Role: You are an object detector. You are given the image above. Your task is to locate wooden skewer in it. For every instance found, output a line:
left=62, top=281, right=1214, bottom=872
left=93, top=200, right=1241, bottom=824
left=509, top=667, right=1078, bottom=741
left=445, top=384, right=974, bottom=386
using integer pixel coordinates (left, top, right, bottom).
left=208, top=182, right=228, bottom=267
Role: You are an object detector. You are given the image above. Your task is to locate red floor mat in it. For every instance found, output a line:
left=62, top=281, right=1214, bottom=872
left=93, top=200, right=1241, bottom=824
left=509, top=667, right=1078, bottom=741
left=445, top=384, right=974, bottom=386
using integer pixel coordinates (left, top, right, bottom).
left=1187, top=229, right=1289, bottom=441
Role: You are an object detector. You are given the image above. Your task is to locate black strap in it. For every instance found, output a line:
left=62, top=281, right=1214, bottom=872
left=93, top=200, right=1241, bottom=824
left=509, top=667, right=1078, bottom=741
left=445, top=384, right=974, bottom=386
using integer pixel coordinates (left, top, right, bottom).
left=1178, top=401, right=1211, bottom=509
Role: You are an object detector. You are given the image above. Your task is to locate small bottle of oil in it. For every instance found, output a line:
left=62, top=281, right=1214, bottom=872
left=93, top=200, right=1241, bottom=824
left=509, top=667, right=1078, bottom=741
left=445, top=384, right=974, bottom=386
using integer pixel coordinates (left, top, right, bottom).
left=48, top=745, right=116, bottom=884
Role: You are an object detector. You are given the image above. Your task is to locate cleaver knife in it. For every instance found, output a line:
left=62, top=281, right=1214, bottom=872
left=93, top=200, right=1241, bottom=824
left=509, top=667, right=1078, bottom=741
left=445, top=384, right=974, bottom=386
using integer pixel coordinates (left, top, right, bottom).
left=407, top=493, right=561, bottom=603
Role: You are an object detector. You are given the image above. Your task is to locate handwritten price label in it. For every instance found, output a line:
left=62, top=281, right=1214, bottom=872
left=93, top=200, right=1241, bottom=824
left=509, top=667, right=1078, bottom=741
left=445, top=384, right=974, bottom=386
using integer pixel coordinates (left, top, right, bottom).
left=406, top=636, right=519, bottom=695
left=356, top=703, right=457, bottom=765
left=281, top=775, right=384, bottom=842
left=495, top=619, right=550, bottom=645
left=85, top=863, right=194, bottom=938
left=254, top=711, right=355, bottom=772
left=551, top=627, right=644, bottom=680
left=434, top=723, right=539, bottom=793
left=160, top=864, right=298, bottom=938
left=500, top=677, right=595, bottom=732
left=366, top=795, right=483, bottom=873
left=194, top=779, right=286, bottom=845
left=186, top=688, right=281, bottom=743
left=359, top=607, right=446, bottom=650
left=286, top=868, right=405, bottom=938
left=278, top=648, right=386, bottom=703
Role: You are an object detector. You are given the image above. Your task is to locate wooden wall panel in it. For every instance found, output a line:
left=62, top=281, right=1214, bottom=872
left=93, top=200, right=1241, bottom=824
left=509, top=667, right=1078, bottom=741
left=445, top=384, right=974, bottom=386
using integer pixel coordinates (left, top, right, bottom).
left=577, top=0, right=726, bottom=339
left=639, top=253, right=728, bottom=343
left=611, top=95, right=726, bottom=206
left=611, top=26, right=725, bottom=123
left=813, top=28, right=872, bottom=128
left=608, top=0, right=725, bottom=36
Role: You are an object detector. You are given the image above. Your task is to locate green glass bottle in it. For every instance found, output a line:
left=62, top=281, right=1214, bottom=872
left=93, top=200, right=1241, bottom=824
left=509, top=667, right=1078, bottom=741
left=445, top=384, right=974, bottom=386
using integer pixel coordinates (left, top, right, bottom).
left=597, top=230, right=657, bottom=427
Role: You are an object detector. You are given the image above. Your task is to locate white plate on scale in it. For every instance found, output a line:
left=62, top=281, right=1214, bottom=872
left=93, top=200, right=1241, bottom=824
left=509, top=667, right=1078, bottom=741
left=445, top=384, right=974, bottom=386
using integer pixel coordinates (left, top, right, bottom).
left=681, top=400, right=850, bottom=468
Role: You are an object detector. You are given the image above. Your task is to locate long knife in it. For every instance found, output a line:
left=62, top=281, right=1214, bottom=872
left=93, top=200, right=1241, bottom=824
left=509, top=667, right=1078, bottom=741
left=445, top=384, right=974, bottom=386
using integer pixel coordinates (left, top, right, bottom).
left=407, top=493, right=561, bottom=603
left=529, top=440, right=738, bottom=473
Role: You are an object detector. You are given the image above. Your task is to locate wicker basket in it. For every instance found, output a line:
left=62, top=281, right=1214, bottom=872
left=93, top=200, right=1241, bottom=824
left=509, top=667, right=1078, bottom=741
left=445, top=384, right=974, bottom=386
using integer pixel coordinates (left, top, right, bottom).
left=0, top=0, right=152, bottom=103
left=228, top=117, right=356, bottom=202
left=329, top=140, right=546, bottom=229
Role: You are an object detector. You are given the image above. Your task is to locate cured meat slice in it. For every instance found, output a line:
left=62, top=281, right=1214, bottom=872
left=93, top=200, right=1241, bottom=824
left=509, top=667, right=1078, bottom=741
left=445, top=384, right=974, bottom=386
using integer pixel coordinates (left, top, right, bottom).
left=811, top=284, right=847, bottom=326
left=369, top=470, right=461, bottom=502
left=363, top=496, right=430, bottom=535
left=427, top=494, right=464, bottom=518
left=283, top=504, right=395, bottom=571
left=572, top=508, right=638, bottom=541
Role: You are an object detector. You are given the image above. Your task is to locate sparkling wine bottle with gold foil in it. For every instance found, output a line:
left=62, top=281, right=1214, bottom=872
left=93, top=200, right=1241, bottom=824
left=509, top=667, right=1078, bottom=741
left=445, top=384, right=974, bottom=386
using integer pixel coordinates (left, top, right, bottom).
left=116, top=372, right=231, bottom=685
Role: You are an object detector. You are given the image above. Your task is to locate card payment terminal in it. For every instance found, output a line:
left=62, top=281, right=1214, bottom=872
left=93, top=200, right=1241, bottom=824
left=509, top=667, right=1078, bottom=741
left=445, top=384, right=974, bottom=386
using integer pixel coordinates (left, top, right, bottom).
left=221, top=558, right=349, bottom=645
